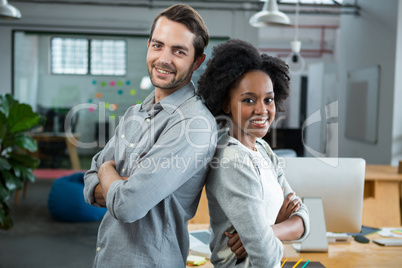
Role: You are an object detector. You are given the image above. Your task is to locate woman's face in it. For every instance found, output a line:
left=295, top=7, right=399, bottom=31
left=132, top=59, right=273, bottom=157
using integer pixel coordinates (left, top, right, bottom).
left=224, top=70, right=276, bottom=148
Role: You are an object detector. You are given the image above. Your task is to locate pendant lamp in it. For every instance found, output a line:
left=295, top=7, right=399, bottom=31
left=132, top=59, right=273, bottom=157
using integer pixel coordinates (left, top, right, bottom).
left=0, top=0, right=21, bottom=19
left=286, top=1, right=305, bottom=74
left=249, top=0, right=290, bottom=27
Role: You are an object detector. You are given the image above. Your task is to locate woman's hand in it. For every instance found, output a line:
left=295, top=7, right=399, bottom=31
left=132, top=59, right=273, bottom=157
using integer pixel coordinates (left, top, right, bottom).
left=275, top=191, right=300, bottom=224
left=225, top=231, right=248, bottom=259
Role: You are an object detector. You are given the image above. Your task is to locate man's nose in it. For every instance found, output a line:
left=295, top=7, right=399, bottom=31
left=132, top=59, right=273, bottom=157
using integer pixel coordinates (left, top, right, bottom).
left=159, top=49, right=173, bottom=64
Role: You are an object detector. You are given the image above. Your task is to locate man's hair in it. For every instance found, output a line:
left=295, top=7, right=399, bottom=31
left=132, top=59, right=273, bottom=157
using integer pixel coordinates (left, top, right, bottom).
left=149, top=4, right=209, bottom=61
left=197, top=39, right=290, bottom=118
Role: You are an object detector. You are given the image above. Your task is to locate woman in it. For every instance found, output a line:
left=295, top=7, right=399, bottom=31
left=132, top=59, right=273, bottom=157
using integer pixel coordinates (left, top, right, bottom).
left=197, top=39, right=310, bottom=267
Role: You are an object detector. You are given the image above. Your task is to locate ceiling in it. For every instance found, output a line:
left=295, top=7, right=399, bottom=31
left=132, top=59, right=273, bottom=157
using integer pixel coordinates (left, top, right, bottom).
left=10, top=0, right=360, bottom=15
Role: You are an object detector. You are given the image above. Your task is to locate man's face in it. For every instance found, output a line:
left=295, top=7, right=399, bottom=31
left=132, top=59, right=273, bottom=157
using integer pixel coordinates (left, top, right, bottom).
left=146, top=16, right=202, bottom=93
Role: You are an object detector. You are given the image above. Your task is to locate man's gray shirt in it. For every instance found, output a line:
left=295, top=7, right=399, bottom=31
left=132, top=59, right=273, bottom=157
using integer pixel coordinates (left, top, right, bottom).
left=83, top=82, right=217, bottom=267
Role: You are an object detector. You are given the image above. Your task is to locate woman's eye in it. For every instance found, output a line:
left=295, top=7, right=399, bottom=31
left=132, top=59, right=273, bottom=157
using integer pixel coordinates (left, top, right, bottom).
left=242, top=98, right=254, bottom=104
left=265, top=98, right=274, bottom=104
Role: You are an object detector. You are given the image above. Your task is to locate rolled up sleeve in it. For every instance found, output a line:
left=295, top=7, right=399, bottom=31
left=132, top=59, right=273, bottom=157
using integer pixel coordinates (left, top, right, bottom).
left=83, top=133, right=118, bottom=207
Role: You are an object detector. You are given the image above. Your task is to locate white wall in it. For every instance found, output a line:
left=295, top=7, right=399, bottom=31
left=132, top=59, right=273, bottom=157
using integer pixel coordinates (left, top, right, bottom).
left=0, top=27, right=12, bottom=95
left=338, top=0, right=400, bottom=164
left=14, top=32, right=39, bottom=109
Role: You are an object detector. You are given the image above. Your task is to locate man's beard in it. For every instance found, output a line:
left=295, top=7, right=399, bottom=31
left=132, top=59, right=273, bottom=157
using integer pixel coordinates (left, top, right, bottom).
left=148, top=63, right=194, bottom=90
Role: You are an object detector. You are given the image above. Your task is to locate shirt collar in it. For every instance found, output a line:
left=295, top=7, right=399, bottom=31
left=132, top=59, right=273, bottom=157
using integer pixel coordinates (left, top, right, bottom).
left=140, top=81, right=196, bottom=115
left=219, top=130, right=265, bottom=150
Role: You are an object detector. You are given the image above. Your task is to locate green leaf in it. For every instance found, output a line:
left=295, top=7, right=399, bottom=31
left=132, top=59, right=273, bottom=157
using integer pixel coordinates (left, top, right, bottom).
left=0, top=204, right=13, bottom=230
left=0, top=94, right=16, bottom=117
left=0, top=158, right=11, bottom=170
left=11, top=162, right=22, bottom=177
left=0, top=200, right=9, bottom=211
left=2, top=170, right=22, bottom=191
left=11, top=163, right=35, bottom=183
left=0, top=112, right=7, bottom=141
left=9, top=152, right=40, bottom=169
left=14, top=134, right=38, bottom=152
left=21, top=168, right=36, bottom=183
left=0, top=179, right=11, bottom=203
left=8, top=103, right=41, bottom=133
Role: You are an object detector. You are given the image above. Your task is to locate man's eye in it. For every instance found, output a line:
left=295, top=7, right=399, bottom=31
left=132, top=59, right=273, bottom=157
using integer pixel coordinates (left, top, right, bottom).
left=175, top=50, right=185, bottom=55
left=152, top=44, right=161, bottom=48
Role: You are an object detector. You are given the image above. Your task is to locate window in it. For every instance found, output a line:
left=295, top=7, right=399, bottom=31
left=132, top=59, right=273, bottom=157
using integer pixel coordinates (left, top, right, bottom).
left=91, top=39, right=126, bottom=76
left=51, top=37, right=126, bottom=76
left=51, top=38, right=88, bottom=75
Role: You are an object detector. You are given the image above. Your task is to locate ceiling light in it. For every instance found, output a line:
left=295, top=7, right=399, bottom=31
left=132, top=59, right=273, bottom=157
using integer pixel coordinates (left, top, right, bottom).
left=249, top=0, right=290, bottom=27
left=0, top=0, right=21, bottom=19
left=286, top=1, right=305, bottom=74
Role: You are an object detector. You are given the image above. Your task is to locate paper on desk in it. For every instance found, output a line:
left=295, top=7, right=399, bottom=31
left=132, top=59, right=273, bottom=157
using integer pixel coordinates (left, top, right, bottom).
left=189, top=230, right=211, bottom=258
left=378, top=228, right=402, bottom=237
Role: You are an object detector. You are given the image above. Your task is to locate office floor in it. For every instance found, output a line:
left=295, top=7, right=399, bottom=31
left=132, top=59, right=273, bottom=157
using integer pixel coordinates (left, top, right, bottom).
left=0, top=179, right=100, bottom=268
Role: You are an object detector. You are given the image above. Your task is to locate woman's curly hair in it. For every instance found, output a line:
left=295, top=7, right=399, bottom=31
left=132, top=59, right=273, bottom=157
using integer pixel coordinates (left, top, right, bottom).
left=197, top=39, right=290, bottom=118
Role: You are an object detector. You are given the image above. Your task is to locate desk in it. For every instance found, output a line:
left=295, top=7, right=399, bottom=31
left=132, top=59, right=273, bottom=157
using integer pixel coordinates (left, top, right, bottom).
left=191, top=165, right=402, bottom=228
left=28, top=132, right=81, bottom=170
left=363, top=165, right=402, bottom=227
left=283, top=231, right=402, bottom=267
left=188, top=224, right=402, bottom=267
left=187, top=224, right=213, bottom=268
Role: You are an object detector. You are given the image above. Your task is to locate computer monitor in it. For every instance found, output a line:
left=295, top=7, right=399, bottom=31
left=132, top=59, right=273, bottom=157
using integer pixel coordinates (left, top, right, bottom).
left=282, top=157, right=366, bottom=252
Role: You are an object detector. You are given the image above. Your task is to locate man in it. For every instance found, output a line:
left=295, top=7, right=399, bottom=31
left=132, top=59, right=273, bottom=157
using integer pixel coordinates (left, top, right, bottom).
left=84, top=4, right=217, bottom=267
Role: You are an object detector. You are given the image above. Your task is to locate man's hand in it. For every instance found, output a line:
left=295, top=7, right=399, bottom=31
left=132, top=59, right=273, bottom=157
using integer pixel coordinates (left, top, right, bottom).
left=97, top=160, right=122, bottom=200
left=225, top=231, right=247, bottom=259
left=94, top=184, right=106, bottom=207
left=275, top=191, right=300, bottom=224
left=94, top=161, right=127, bottom=207
left=99, top=160, right=117, bottom=175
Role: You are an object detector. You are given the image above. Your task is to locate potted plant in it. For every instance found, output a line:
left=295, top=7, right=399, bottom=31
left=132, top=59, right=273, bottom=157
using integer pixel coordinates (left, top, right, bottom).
left=0, top=93, right=44, bottom=229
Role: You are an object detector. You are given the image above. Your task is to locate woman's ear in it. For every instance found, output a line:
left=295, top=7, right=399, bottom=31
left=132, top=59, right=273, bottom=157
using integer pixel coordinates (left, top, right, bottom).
left=222, top=100, right=230, bottom=114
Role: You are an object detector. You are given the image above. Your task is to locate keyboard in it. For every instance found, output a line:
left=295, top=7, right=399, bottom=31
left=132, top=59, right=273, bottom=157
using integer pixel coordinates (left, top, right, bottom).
left=326, top=232, right=353, bottom=243
left=373, top=239, right=402, bottom=246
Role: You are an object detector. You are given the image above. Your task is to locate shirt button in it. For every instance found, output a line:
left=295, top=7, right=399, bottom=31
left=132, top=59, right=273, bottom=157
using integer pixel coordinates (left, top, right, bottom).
left=130, top=143, right=134, bottom=147
left=122, top=168, right=125, bottom=173
left=146, top=118, right=151, bottom=122
left=121, top=134, right=125, bottom=139
left=97, top=247, right=101, bottom=252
